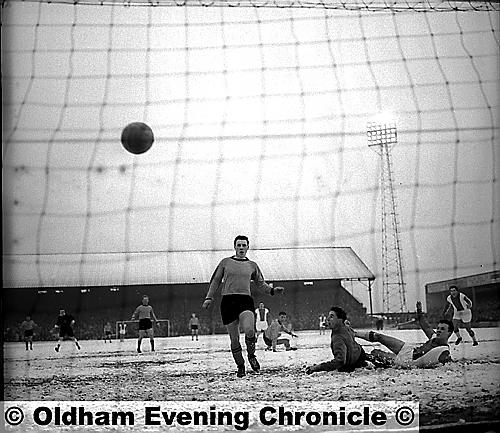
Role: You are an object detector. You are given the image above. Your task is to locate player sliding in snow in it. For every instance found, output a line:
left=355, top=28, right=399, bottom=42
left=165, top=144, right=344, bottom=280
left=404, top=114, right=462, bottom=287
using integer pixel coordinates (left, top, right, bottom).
left=305, top=306, right=367, bottom=374
left=356, top=301, right=453, bottom=368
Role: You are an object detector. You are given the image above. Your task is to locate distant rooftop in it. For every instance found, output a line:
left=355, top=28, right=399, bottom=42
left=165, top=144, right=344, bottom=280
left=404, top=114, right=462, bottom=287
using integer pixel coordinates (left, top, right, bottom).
left=3, top=246, right=374, bottom=288
left=425, top=270, right=500, bottom=294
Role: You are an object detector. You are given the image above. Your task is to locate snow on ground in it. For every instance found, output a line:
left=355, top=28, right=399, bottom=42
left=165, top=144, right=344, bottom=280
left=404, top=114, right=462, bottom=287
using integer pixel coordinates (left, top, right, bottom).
left=3, top=328, right=500, bottom=431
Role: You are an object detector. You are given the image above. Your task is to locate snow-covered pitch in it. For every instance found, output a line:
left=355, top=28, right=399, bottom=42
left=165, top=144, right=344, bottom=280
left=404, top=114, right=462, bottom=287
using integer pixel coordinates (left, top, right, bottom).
left=4, top=328, right=500, bottom=430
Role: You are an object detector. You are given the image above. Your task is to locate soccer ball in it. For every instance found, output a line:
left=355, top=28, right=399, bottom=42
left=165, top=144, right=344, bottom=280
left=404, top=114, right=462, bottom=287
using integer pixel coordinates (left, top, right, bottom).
left=121, top=122, right=154, bottom=154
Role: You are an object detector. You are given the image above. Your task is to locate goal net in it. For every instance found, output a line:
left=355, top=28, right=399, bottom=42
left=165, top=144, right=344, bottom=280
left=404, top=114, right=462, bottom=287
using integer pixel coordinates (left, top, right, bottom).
left=116, top=319, right=171, bottom=339
left=2, top=0, right=499, bottom=314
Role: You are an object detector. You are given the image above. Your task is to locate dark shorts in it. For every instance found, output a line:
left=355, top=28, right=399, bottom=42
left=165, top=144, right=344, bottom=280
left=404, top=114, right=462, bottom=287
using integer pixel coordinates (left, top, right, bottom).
left=24, top=330, right=34, bottom=338
left=139, top=318, right=153, bottom=330
left=59, top=326, right=74, bottom=338
left=191, top=325, right=198, bottom=330
left=220, top=294, right=255, bottom=325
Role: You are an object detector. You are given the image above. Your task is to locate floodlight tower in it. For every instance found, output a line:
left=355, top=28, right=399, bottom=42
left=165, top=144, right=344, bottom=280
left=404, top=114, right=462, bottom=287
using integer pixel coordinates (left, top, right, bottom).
left=367, top=115, right=408, bottom=314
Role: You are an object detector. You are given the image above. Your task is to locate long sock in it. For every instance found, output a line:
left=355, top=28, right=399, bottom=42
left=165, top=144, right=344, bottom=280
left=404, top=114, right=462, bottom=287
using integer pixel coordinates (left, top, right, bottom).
left=231, top=344, right=245, bottom=366
left=245, top=335, right=257, bottom=358
left=151, top=339, right=155, bottom=351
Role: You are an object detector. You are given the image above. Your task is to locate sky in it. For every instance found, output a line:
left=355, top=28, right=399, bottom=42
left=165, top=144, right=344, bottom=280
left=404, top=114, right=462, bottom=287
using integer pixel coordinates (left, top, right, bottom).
left=2, top=0, right=499, bottom=313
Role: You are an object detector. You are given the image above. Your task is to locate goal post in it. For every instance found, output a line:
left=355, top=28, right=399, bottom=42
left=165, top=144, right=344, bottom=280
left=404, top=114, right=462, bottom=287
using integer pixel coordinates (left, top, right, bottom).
left=115, top=319, right=171, bottom=339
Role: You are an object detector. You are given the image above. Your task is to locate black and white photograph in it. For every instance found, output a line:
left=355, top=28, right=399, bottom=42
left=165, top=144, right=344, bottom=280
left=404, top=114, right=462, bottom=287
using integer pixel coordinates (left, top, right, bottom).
left=2, top=0, right=499, bottom=432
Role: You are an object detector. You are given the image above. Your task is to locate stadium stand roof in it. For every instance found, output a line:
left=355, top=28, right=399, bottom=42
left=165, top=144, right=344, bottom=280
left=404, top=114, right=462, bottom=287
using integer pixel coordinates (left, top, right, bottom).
left=425, top=270, right=500, bottom=294
left=3, top=246, right=375, bottom=288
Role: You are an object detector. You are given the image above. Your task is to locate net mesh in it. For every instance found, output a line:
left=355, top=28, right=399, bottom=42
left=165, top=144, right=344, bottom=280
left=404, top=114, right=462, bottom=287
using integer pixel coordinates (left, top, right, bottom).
left=2, top=0, right=499, bottom=313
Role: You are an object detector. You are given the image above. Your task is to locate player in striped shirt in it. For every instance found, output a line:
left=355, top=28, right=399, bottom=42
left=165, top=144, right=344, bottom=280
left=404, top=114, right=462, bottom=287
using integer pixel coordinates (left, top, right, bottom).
left=255, top=302, right=270, bottom=344
left=443, top=285, right=478, bottom=346
left=131, top=295, right=159, bottom=353
left=202, top=235, right=285, bottom=378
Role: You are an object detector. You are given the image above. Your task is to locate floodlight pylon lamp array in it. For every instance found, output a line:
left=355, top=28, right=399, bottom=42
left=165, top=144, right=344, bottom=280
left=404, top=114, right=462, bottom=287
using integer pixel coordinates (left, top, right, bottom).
left=367, top=121, right=398, bottom=147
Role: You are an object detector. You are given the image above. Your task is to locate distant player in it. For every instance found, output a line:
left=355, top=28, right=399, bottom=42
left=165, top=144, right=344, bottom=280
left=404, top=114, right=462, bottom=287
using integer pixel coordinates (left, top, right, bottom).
left=20, top=315, right=37, bottom=350
left=54, top=309, right=81, bottom=352
left=255, top=302, right=270, bottom=343
left=376, top=316, right=384, bottom=330
left=189, top=313, right=200, bottom=341
left=103, top=322, right=113, bottom=343
left=319, top=314, right=327, bottom=335
left=443, top=285, right=478, bottom=346
left=119, top=322, right=127, bottom=342
left=263, top=311, right=298, bottom=352
left=131, top=295, right=158, bottom=353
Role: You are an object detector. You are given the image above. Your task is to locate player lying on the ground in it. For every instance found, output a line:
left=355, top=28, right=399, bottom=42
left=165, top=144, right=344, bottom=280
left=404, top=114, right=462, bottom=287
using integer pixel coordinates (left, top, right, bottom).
left=356, top=301, right=453, bottom=368
left=305, top=306, right=367, bottom=374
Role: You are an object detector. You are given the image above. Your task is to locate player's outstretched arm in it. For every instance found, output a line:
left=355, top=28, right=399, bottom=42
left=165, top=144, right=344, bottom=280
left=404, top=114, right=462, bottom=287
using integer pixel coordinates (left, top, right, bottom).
left=151, top=308, right=159, bottom=324
left=131, top=305, right=140, bottom=321
left=305, top=360, right=337, bottom=374
left=307, top=340, right=347, bottom=373
left=205, top=262, right=224, bottom=302
left=252, top=263, right=284, bottom=296
left=416, top=301, right=434, bottom=340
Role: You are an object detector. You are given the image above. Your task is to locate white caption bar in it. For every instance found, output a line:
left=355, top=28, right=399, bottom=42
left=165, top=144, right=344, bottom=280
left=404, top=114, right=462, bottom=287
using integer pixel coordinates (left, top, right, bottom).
left=3, top=401, right=418, bottom=432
